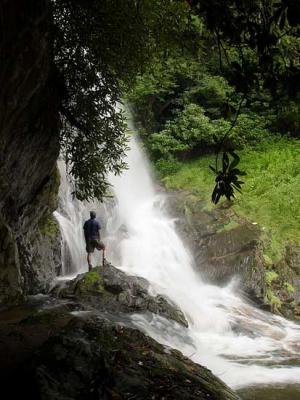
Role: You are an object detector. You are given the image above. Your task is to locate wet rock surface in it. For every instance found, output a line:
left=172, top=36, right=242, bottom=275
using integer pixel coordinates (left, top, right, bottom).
left=167, top=191, right=300, bottom=318
left=0, top=269, right=240, bottom=400
left=167, top=193, right=264, bottom=296
left=1, top=308, right=239, bottom=400
left=53, top=262, right=188, bottom=327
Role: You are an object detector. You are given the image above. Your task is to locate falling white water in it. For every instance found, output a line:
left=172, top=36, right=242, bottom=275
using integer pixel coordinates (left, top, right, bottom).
left=106, top=135, right=300, bottom=389
left=54, top=134, right=300, bottom=389
left=54, top=160, right=106, bottom=277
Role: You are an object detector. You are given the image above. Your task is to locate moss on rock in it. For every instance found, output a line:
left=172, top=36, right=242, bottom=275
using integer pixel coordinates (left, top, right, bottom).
left=75, top=270, right=105, bottom=295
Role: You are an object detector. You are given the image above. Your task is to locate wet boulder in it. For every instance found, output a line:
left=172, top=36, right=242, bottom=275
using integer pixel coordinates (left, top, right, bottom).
left=21, top=315, right=240, bottom=400
left=53, top=261, right=188, bottom=327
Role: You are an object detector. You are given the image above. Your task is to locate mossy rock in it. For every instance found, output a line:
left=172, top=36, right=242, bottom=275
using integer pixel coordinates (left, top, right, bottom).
left=54, top=263, right=188, bottom=327
left=75, top=270, right=105, bottom=295
left=39, top=213, right=60, bottom=238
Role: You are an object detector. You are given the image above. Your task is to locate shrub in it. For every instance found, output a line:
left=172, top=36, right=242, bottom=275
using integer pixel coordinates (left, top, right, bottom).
left=148, top=105, right=271, bottom=160
left=155, top=157, right=182, bottom=177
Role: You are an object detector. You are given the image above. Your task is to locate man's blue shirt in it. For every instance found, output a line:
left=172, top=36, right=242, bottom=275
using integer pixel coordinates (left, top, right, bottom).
left=83, top=219, right=101, bottom=241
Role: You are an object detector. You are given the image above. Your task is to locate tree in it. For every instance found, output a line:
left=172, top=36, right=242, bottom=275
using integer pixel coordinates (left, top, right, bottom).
left=51, top=0, right=196, bottom=200
left=187, top=0, right=300, bottom=98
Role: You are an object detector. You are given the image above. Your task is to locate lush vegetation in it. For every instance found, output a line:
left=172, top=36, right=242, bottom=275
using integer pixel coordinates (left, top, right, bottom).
left=126, top=2, right=299, bottom=263
left=163, top=138, right=300, bottom=261
left=51, top=0, right=197, bottom=200
left=48, top=0, right=299, bottom=202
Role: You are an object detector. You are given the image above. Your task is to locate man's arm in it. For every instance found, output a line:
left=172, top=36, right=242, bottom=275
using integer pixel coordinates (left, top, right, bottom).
left=96, top=220, right=101, bottom=239
left=83, top=221, right=88, bottom=242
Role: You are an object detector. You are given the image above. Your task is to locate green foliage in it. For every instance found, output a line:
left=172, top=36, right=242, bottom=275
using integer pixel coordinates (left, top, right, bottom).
left=188, top=0, right=300, bottom=98
left=52, top=0, right=196, bottom=201
left=181, top=74, right=235, bottom=118
left=39, top=214, right=60, bottom=238
left=210, top=150, right=246, bottom=204
left=262, top=254, right=273, bottom=267
left=149, top=104, right=216, bottom=158
left=154, top=157, right=182, bottom=178
left=164, top=137, right=300, bottom=261
left=274, top=100, right=300, bottom=137
left=283, top=281, right=295, bottom=295
left=265, top=271, right=279, bottom=286
left=229, top=113, right=272, bottom=147
left=47, top=0, right=299, bottom=202
left=147, top=104, right=271, bottom=165
left=266, top=288, right=282, bottom=309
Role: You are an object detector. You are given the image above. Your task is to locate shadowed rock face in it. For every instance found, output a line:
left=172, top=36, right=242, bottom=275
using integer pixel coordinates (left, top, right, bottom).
left=23, top=316, right=239, bottom=400
left=0, top=0, right=61, bottom=307
left=0, top=303, right=239, bottom=400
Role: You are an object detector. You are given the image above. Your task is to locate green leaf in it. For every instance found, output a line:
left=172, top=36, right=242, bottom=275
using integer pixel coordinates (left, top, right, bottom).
left=222, top=152, right=229, bottom=173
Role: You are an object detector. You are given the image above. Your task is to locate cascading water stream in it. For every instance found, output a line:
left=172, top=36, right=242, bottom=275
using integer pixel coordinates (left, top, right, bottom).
left=54, top=134, right=300, bottom=390
left=54, top=161, right=87, bottom=276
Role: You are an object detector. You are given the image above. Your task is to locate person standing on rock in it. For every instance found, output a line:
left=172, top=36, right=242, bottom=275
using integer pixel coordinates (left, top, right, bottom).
left=83, top=211, right=106, bottom=271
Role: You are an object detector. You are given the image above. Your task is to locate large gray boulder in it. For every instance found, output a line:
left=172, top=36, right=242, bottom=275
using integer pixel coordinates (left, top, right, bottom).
left=53, top=261, right=188, bottom=327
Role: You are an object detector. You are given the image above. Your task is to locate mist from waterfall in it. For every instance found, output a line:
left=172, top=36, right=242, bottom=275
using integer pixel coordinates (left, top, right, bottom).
left=54, top=134, right=300, bottom=389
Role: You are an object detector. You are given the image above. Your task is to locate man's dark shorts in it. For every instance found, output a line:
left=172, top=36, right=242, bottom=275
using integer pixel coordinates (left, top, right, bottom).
left=86, top=239, right=105, bottom=253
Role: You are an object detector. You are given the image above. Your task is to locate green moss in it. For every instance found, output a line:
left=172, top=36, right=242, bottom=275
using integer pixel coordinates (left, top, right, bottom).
left=216, top=220, right=240, bottom=233
left=265, top=288, right=282, bottom=309
left=39, top=214, right=59, bottom=238
left=77, top=271, right=105, bottom=294
left=262, top=254, right=273, bottom=267
left=37, top=165, right=61, bottom=237
left=265, top=271, right=279, bottom=285
left=283, top=281, right=295, bottom=294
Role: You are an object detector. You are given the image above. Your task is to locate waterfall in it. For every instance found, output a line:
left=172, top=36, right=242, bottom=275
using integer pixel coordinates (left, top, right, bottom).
left=54, top=135, right=300, bottom=389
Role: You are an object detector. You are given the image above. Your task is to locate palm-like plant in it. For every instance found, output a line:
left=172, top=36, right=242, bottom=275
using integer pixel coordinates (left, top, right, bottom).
left=210, top=150, right=246, bottom=204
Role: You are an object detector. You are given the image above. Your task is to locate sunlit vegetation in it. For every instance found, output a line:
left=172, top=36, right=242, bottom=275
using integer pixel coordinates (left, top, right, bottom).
left=162, top=138, right=300, bottom=261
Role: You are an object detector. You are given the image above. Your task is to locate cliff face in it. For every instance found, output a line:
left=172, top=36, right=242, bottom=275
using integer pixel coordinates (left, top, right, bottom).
left=0, top=0, right=61, bottom=307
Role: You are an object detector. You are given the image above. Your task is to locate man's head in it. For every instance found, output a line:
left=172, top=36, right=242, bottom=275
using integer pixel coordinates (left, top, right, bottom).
left=90, top=211, right=96, bottom=219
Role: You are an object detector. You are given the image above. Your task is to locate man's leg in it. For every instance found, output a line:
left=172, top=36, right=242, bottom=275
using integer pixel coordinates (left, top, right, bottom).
left=87, top=253, right=93, bottom=271
left=96, top=241, right=106, bottom=266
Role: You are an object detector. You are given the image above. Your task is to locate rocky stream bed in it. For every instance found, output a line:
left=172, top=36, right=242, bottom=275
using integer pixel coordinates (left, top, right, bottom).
left=0, top=262, right=239, bottom=400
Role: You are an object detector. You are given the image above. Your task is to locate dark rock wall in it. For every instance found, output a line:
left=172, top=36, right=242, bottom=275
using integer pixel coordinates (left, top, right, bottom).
left=0, top=0, right=61, bottom=307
